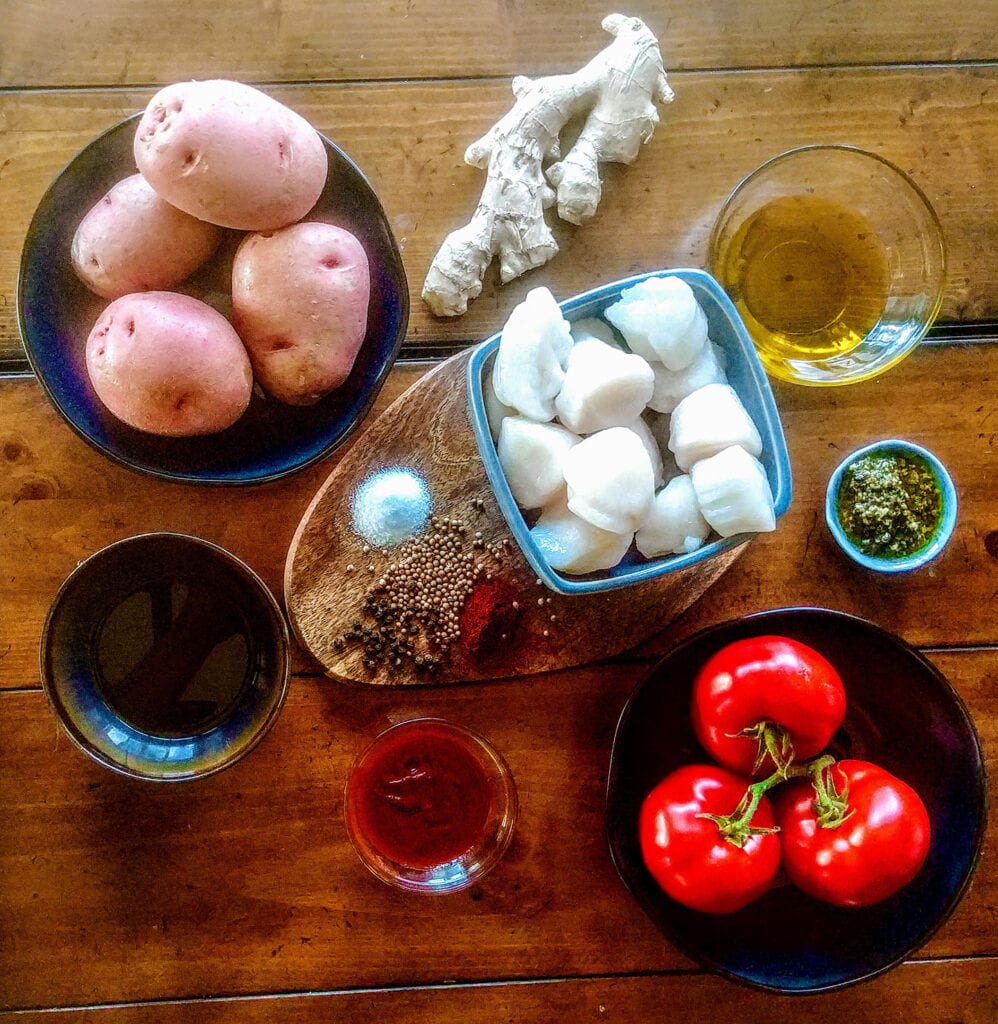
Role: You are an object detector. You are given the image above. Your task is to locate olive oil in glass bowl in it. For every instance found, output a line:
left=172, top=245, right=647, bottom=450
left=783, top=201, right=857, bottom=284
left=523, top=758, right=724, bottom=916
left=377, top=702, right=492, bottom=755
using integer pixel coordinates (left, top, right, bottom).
left=709, top=146, right=946, bottom=386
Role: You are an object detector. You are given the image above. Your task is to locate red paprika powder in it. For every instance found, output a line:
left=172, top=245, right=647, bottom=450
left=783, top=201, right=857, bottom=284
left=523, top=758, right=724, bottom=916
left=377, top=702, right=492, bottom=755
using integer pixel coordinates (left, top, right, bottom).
left=459, top=576, right=522, bottom=660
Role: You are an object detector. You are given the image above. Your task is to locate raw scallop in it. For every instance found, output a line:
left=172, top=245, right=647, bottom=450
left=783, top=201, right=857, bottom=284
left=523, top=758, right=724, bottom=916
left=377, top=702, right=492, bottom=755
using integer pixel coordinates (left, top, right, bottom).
left=648, top=341, right=728, bottom=414
left=563, top=427, right=655, bottom=534
left=629, top=415, right=666, bottom=488
left=497, top=417, right=580, bottom=510
left=635, top=475, right=711, bottom=557
left=669, top=383, right=763, bottom=472
left=530, top=498, right=634, bottom=575
left=570, top=316, right=619, bottom=346
left=554, top=338, right=655, bottom=434
left=484, top=369, right=516, bottom=440
left=604, top=275, right=708, bottom=370
left=690, top=445, right=776, bottom=536
left=492, top=287, right=573, bottom=421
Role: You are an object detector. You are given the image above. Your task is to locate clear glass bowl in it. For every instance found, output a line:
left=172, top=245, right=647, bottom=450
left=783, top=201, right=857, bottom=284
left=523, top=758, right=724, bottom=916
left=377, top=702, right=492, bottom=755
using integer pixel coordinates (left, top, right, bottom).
left=709, top=145, right=946, bottom=386
left=344, top=718, right=518, bottom=893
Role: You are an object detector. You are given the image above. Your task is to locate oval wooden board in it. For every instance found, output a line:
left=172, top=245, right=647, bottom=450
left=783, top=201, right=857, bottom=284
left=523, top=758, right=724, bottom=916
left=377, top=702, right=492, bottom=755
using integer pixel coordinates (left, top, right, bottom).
left=284, top=349, right=746, bottom=685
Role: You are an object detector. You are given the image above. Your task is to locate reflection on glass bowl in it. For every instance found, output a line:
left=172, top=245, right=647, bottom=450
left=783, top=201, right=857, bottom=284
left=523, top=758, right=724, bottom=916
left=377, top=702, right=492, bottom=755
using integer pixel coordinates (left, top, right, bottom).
left=709, top=145, right=945, bottom=386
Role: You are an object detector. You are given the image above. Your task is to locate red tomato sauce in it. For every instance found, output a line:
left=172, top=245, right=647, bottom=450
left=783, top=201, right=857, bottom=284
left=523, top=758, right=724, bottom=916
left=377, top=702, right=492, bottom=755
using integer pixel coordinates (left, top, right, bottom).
left=348, top=721, right=495, bottom=869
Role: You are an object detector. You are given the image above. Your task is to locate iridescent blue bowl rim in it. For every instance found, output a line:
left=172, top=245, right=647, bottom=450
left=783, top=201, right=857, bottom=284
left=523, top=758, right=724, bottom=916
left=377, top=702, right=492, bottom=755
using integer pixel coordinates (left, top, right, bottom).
left=825, top=439, right=957, bottom=573
left=39, top=532, right=290, bottom=781
left=467, top=268, right=793, bottom=595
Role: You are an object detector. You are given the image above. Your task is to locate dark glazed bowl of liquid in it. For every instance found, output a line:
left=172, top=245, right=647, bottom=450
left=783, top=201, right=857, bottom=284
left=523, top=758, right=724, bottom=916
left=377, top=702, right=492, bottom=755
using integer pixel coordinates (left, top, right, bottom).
left=40, top=533, right=289, bottom=781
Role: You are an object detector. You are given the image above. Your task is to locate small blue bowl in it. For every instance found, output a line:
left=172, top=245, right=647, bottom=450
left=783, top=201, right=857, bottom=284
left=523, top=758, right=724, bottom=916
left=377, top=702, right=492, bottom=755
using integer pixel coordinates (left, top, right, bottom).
left=467, top=269, right=793, bottom=594
left=825, top=440, right=957, bottom=573
left=40, top=533, right=289, bottom=781
left=18, top=112, right=408, bottom=486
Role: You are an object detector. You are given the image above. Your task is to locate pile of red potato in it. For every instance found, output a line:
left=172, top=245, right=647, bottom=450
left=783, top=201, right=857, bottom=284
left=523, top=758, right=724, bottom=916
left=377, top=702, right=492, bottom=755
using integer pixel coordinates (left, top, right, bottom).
left=72, top=79, right=372, bottom=436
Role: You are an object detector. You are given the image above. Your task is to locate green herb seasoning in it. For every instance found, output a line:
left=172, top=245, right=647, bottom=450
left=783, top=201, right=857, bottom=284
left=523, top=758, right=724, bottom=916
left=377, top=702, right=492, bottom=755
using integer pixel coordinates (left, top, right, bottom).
left=836, top=451, right=942, bottom=558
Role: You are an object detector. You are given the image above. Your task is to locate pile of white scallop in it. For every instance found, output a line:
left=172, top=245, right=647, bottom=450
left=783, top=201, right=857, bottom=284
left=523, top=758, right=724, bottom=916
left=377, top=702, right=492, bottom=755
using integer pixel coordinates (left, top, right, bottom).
left=486, top=276, right=777, bottom=576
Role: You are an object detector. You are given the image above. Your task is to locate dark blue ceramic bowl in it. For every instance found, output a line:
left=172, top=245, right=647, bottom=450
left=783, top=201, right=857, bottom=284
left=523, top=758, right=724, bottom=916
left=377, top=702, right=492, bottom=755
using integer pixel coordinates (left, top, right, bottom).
left=17, top=113, right=408, bottom=485
left=40, top=533, right=290, bottom=781
left=606, top=607, right=987, bottom=993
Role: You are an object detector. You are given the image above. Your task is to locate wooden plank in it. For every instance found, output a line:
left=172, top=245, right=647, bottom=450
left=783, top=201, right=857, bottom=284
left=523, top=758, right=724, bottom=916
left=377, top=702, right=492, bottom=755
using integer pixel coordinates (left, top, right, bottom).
left=1, top=0, right=995, bottom=88
left=3, top=339, right=996, bottom=693
left=0, top=648, right=993, bottom=1009
left=3, top=959, right=996, bottom=1023
left=1, top=65, right=996, bottom=363
left=0, top=366, right=426, bottom=691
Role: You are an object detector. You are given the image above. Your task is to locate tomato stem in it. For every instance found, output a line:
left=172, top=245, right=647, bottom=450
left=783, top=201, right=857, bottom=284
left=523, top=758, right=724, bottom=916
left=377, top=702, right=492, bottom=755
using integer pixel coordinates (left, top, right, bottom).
left=697, top=753, right=839, bottom=848
left=808, top=758, right=854, bottom=829
left=733, top=720, right=796, bottom=776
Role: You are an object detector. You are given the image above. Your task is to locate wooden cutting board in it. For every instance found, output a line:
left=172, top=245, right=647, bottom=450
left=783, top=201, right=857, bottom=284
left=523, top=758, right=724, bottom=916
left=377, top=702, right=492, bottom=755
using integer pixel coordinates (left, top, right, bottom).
left=284, top=349, right=746, bottom=685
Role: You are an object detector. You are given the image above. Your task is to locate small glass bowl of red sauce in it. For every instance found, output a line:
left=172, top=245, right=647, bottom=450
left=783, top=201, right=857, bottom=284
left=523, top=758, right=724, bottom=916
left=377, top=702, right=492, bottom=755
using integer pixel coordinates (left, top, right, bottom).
left=344, top=718, right=518, bottom=893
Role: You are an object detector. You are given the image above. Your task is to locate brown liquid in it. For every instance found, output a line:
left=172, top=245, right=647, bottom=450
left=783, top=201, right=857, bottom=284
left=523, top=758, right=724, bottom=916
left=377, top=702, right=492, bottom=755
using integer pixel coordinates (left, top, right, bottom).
left=718, top=195, right=890, bottom=361
left=94, top=576, right=252, bottom=738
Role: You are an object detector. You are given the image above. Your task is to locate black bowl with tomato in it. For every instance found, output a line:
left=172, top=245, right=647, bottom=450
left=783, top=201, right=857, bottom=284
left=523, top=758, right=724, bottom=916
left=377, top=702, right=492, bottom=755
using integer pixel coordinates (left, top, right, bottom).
left=605, top=607, right=986, bottom=994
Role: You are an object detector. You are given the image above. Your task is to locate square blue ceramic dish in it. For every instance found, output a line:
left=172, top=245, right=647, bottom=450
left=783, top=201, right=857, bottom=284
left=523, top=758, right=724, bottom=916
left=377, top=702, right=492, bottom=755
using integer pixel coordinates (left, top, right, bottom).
left=467, top=269, right=793, bottom=595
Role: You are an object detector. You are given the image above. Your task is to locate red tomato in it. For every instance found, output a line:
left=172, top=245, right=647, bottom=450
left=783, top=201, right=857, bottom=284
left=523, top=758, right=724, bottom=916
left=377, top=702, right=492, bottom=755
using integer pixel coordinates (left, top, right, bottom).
left=691, top=635, right=846, bottom=775
left=773, top=759, right=931, bottom=907
left=638, top=764, right=781, bottom=914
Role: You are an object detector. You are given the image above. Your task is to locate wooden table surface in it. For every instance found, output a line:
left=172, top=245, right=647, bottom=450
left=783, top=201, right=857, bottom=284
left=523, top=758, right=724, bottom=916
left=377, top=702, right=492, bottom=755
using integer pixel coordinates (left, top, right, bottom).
left=1, top=1, right=996, bottom=1019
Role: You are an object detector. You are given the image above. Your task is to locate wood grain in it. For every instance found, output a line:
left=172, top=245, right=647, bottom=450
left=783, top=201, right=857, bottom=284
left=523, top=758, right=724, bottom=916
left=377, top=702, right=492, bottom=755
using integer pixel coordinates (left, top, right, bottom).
left=3, top=2, right=997, bottom=1016
left=1, top=1, right=995, bottom=88
left=3, top=340, right=996, bottom=693
left=3, top=959, right=996, bottom=1022
left=285, top=349, right=745, bottom=685
left=2, top=65, right=997, bottom=361
left=0, top=648, right=993, bottom=1009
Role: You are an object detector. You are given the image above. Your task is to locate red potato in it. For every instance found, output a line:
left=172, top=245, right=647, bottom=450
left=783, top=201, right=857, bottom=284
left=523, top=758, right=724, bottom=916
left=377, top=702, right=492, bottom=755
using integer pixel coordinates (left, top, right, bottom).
left=71, top=174, right=224, bottom=299
left=86, top=292, right=253, bottom=436
left=231, top=222, right=371, bottom=406
left=134, top=79, right=328, bottom=231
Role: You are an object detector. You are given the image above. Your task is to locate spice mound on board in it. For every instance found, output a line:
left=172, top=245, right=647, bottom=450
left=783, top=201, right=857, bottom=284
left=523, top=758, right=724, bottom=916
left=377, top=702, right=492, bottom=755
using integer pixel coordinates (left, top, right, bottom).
left=459, top=576, right=523, bottom=661
left=334, top=511, right=522, bottom=674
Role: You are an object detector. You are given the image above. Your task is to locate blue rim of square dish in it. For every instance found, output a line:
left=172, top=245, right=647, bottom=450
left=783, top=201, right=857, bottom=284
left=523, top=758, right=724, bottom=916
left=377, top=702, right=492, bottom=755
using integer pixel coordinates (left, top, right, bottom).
left=467, top=269, right=793, bottom=594
left=825, top=439, right=958, bottom=573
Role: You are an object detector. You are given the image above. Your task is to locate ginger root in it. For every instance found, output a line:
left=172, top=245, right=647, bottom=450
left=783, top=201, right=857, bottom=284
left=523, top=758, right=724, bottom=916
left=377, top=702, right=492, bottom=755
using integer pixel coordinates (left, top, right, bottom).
left=421, top=14, right=673, bottom=318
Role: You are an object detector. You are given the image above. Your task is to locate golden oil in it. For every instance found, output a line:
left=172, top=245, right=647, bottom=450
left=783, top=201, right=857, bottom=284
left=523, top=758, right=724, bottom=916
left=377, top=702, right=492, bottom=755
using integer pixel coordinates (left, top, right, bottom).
left=717, top=195, right=890, bottom=361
